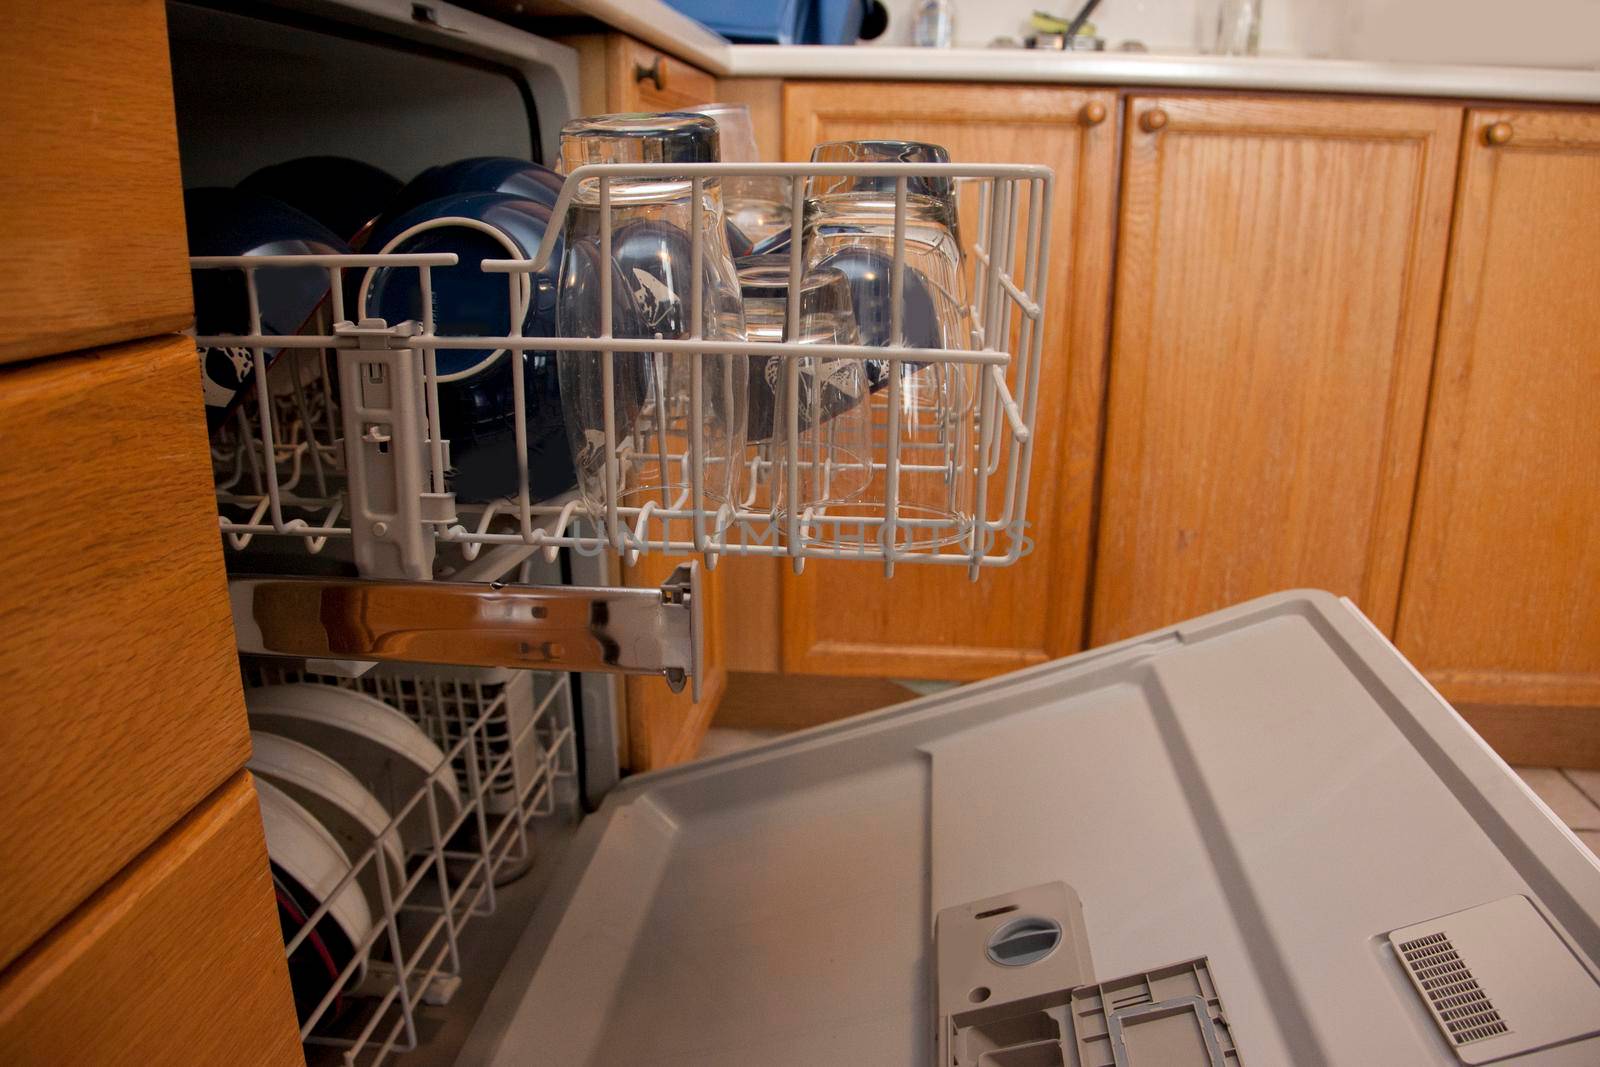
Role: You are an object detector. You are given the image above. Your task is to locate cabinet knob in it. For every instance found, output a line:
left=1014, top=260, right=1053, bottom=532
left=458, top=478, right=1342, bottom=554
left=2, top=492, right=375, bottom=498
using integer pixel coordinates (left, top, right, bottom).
left=1140, top=108, right=1169, bottom=134
left=634, top=54, right=664, bottom=91
left=1484, top=121, right=1514, bottom=146
left=1080, top=101, right=1108, bottom=126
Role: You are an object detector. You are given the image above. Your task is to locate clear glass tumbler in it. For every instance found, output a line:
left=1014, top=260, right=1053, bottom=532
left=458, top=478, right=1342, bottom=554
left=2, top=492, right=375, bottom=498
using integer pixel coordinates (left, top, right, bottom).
left=556, top=113, right=749, bottom=535
left=1212, top=0, right=1261, bottom=55
left=689, top=103, right=791, bottom=248
left=800, top=139, right=976, bottom=552
left=736, top=257, right=872, bottom=545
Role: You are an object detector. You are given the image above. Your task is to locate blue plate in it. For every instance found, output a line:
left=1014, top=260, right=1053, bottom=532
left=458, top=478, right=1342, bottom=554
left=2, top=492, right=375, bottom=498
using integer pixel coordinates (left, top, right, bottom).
left=239, top=156, right=401, bottom=245
left=184, top=187, right=349, bottom=434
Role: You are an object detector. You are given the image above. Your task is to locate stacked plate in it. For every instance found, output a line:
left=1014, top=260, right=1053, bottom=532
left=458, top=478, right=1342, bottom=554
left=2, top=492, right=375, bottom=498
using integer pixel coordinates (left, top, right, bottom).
left=246, top=683, right=459, bottom=1030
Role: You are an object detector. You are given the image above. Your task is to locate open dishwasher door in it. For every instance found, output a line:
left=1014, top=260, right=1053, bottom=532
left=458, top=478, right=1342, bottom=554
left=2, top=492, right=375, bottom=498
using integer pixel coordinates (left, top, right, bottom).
left=457, top=590, right=1600, bottom=1066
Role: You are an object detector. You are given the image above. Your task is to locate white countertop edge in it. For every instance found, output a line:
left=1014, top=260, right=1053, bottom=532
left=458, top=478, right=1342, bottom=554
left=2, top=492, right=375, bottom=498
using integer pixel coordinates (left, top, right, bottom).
left=574, top=0, right=1600, bottom=105
left=717, top=46, right=1600, bottom=103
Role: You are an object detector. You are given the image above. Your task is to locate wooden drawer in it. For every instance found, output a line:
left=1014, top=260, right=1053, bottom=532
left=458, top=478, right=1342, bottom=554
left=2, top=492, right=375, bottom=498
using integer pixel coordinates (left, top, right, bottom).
left=0, top=0, right=192, bottom=363
left=567, top=34, right=718, bottom=116
left=613, top=36, right=717, bottom=113
left=0, top=336, right=249, bottom=969
left=0, top=773, right=303, bottom=1066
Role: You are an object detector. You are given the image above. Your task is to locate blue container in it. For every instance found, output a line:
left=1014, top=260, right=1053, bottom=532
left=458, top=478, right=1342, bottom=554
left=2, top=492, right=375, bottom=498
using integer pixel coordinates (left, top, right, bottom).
left=664, top=0, right=864, bottom=44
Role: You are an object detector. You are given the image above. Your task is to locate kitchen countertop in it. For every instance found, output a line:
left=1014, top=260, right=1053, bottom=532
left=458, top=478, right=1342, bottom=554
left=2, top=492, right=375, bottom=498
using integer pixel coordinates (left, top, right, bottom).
left=555, top=0, right=1600, bottom=104
left=722, top=46, right=1600, bottom=104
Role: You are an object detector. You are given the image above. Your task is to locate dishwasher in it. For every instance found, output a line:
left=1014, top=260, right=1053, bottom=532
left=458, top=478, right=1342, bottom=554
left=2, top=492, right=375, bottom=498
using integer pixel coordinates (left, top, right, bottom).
left=169, top=2, right=1600, bottom=1064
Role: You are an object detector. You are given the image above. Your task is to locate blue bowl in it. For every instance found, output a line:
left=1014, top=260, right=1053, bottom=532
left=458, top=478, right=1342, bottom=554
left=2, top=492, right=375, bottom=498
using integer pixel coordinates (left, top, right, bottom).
left=184, top=187, right=349, bottom=434
left=814, top=245, right=943, bottom=391
left=724, top=217, right=755, bottom=258
left=605, top=217, right=697, bottom=340
left=362, top=191, right=563, bottom=377
left=384, top=157, right=564, bottom=223
left=239, top=156, right=401, bottom=245
left=814, top=246, right=942, bottom=350
left=362, top=191, right=646, bottom=505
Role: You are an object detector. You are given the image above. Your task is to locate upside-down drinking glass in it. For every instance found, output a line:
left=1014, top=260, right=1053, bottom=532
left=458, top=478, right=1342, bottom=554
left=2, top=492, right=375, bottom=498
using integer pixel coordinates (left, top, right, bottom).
left=736, top=257, right=872, bottom=545
left=800, top=138, right=976, bottom=551
left=689, top=102, right=791, bottom=248
left=556, top=113, right=749, bottom=538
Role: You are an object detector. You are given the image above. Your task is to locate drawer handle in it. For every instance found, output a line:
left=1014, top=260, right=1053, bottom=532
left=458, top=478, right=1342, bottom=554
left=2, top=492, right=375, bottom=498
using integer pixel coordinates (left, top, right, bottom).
left=1140, top=108, right=1169, bottom=134
left=635, top=54, right=664, bottom=91
left=1080, top=101, right=1108, bottom=126
left=1484, top=121, right=1514, bottom=146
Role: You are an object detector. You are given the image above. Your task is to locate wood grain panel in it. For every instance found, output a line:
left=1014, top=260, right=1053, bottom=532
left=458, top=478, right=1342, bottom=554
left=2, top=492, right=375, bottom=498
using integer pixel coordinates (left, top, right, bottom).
left=612, top=36, right=718, bottom=113
left=779, top=82, right=1119, bottom=679
left=0, top=336, right=249, bottom=969
left=714, top=672, right=919, bottom=732
left=1396, top=108, right=1600, bottom=710
left=0, top=0, right=192, bottom=362
left=0, top=773, right=303, bottom=1066
left=1091, top=95, right=1461, bottom=646
left=1456, top=706, right=1600, bottom=769
left=713, top=79, right=784, bottom=162
left=562, top=34, right=718, bottom=116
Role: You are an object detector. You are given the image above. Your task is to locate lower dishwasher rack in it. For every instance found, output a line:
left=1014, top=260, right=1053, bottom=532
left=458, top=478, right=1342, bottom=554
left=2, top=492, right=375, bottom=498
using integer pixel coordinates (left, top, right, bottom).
left=243, top=663, right=578, bottom=1066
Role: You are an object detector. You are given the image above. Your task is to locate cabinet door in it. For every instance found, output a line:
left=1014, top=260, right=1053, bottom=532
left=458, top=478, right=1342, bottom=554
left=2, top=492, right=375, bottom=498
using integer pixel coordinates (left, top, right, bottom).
left=1091, top=96, right=1461, bottom=645
left=566, top=34, right=717, bottom=116
left=0, top=336, right=251, bottom=970
left=0, top=774, right=302, bottom=1066
left=1395, top=109, right=1600, bottom=719
left=778, top=82, right=1119, bottom=679
left=0, top=0, right=192, bottom=362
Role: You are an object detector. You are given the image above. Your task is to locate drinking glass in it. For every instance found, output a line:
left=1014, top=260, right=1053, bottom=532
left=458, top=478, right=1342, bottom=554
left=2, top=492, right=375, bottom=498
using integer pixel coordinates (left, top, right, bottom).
left=689, top=102, right=791, bottom=248
left=800, top=139, right=976, bottom=551
left=555, top=113, right=749, bottom=533
left=736, top=257, right=872, bottom=544
left=1212, top=0, right=1261, bottom=55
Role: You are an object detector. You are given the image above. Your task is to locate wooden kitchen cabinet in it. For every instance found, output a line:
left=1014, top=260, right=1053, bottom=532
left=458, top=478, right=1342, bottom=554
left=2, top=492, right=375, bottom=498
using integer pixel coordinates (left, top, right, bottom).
left=0, top=336, right=252, bottom=972
left=0, top=0, right=193, bottom=363
left=566, top=33, right=718, bottom=116
left=1091, top=95, right=1462, bottom=645
left=1394, top=108, right=1600, bottom=746
left=776, top=82, right=1120, bottom=679
left=0, top=774, right=303, bottom=1066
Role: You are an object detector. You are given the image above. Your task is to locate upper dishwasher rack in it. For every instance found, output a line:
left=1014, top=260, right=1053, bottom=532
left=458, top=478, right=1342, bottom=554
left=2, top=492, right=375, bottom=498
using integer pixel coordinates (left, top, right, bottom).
left=196, top=161, right=1053, bottom=581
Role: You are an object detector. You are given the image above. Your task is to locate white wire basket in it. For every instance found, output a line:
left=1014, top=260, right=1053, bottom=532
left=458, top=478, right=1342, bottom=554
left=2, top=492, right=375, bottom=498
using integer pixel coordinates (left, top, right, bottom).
left=197, top=162, right=1053, bottom=581
left=243, top=664, right=578, bottom=1065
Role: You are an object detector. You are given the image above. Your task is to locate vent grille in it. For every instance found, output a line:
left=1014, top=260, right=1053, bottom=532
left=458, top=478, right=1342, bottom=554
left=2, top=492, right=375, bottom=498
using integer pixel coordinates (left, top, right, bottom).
left=1398, top=932, right=1510, bottom=1045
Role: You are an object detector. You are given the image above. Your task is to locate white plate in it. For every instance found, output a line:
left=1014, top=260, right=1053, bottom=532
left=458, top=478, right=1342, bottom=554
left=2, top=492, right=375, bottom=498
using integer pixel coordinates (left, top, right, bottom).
left=255, top=778, right=373, bottom=983
left=247, top=684, right=462, bottom=856
left=249, top=730, right=409, bottom=917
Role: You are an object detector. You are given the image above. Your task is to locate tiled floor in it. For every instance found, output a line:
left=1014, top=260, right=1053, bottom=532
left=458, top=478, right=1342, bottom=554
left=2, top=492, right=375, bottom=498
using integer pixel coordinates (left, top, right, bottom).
left=1513, top=767, right=1600, bottom=855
